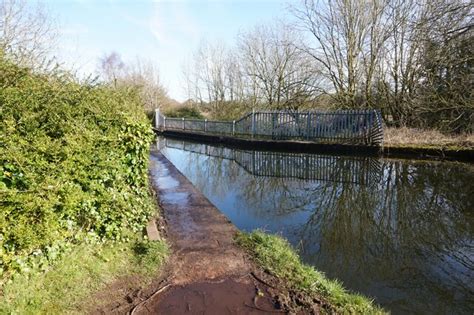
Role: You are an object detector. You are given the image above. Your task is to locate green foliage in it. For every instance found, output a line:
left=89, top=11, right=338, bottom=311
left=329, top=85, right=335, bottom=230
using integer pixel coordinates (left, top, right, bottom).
left=164, top=105, right=204, bottom=119
left=132, top=239, right=168, bottom=273
left=0, top=236, right=168, bottom=314
left=236, top=231, right=385, bottom=314
left=0, top=55, right=156, bottom=279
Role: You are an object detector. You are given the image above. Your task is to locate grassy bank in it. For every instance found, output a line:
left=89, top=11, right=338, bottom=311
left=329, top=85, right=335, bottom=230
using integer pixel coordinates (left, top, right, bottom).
left=236, top=231, right=385, bottom=314
left=0, top=235, right=168, bottom=314
left=384, top=127, right=473, bottom=150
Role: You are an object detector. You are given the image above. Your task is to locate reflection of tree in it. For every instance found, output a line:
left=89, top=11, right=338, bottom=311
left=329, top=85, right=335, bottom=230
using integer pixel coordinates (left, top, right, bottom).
left=297, top=160, right=474, bottom=314
left=159, top=139, right=474, bottom=314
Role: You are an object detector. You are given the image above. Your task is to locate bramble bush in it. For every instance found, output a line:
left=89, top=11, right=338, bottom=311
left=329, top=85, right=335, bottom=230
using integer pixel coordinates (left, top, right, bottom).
left=0, top=53, right=156, bottom=279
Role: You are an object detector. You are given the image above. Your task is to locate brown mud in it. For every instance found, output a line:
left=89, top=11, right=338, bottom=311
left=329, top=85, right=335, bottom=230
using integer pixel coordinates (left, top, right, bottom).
left=134, top=277, right=281, bottom=315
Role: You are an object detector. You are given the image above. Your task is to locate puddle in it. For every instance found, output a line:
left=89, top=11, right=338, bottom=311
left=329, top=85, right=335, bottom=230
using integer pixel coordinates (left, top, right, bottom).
left=149, top=152, right=251, bottom=283
left=160, top=191, right=189, bottom=204
left=140, top=278, right=280, bottom=315
left=156, top=175, right=179, bottom=190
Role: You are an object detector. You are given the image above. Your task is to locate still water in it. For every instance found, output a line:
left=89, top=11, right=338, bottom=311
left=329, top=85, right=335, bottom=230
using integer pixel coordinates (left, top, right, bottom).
left=156, top=137, right=474, bottom=314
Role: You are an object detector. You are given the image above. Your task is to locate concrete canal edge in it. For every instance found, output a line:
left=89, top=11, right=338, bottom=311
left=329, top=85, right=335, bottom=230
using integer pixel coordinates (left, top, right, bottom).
left=382, top=145, right=474, bottom=162
left=156, top=129, right=474, bottom=163
left=132, top=151, right=284, bottom=314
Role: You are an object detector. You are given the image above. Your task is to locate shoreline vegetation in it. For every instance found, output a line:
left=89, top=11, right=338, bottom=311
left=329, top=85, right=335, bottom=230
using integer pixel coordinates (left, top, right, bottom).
left=384, top=127, right=474, bottom=150
left=236, top=231, right=386, bottom=315
left=0, top=236, right=168, bottom=314
left=0, top=53, right=169, bottom=312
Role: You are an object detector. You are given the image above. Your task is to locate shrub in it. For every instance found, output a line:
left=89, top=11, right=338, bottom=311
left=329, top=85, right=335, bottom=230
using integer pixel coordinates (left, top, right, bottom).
left=164, top=105, right=204, bottom=119
left=0, top=55, right=155, bottom=279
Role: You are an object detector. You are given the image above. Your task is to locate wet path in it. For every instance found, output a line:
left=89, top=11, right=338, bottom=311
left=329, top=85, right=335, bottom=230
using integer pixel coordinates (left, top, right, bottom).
left=132, top=152, right=281, bottom=314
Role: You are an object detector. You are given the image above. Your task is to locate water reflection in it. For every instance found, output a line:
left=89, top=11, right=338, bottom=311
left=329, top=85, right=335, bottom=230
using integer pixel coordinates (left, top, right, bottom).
left=158, top=138, right=382, bottom=185
left=155, top=137, right=474, bottom=314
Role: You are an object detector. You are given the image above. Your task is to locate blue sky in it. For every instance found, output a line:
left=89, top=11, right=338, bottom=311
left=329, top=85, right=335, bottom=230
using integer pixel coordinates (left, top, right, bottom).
left=51, top=0, right=290, bottom=101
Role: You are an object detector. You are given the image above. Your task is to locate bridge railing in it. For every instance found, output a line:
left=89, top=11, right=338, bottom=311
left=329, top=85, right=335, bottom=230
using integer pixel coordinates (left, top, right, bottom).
left=155, top=109, right=383, bottom=146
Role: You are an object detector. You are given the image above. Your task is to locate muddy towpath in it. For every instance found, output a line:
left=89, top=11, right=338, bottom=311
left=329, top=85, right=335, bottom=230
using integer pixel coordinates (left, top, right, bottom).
left=131, top=151, right=285, bottom=314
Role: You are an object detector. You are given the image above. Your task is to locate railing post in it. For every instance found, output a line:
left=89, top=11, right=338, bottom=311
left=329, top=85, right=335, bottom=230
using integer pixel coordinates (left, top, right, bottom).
left=204, top=119, right=208, bottom=132
left=271, top=112, right=275, bottom=139
left=163, top=116, right=166, bottom=129
left=251, top=109, right=256, bottom=138
left=306, top=112, right=311, bottom=140
left=155, top=108, right=160, bottom=129
left=366, top=111, right=370, bottom=145
left=232, top=120, right=236, bottom=136
left=182, top=117, right=185, bottom=130
left=373, top=109, right=384, bottom=147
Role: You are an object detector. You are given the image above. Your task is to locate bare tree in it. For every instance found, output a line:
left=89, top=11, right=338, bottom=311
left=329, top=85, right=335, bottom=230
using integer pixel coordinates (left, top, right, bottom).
left=181, top=0, right=472, bottom=131
left=291, top=0, right=391, bottom=108
left=0, top=0, right=56, bottom=68
left=183, top=25, right=325, bottom=117
left=372, top=0, right=426, bottom=125
left=238, top=23, right=320, bottom=110
left=98, top=52, right=126, bottom=84
left=98, top=52, right=169, bottom=111
left=414, top=0, right=474, bottom=131
left=291, top=0, right=473, bottom=132
left=375, top=0, right=473, bottom=129
left=183, top=40, right=246, bottom=117
left=224, top=49, right=246, bottom=104
left=122, top=58, right=169, bottom=112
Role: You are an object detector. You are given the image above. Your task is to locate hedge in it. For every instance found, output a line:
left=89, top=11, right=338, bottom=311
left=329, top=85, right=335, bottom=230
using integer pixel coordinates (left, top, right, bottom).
left=0, top=53, right=155, bottom=279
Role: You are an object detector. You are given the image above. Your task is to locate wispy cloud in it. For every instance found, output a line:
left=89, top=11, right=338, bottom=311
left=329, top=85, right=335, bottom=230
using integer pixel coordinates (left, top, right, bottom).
left=148, top=2, right=200, bottom=47
left=50, top=0, right=287, bottom=101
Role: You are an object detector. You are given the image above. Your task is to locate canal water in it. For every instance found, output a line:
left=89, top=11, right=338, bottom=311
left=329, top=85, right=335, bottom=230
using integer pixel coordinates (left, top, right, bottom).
left=155, top=137, right=474, bottom=314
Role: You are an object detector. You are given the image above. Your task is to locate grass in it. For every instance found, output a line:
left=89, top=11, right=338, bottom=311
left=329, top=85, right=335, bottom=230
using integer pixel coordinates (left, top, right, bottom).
left=236, top=231, right=386, bottom=315
left=0, top=235, right=168, bottom=314
left=384, top=127, right=474, bottom=150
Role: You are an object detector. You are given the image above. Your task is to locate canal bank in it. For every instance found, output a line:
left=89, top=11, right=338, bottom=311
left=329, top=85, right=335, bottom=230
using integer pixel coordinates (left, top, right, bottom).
left=156, top=130, right=474, bottom=162
left=157, top=136, right=474, bottom=314
left=131, top=150, right=383, bottom=314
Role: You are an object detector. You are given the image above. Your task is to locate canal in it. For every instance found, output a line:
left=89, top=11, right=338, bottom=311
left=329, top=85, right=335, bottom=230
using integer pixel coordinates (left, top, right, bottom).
left=154, top=137, right=474, bottom=314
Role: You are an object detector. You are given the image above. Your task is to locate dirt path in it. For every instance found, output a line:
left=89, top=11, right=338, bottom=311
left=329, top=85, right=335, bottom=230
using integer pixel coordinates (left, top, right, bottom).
left=130, top=152, right=282, bottom=314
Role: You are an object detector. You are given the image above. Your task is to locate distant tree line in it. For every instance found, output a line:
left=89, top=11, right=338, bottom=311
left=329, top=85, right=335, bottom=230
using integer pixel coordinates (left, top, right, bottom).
left=98, top=52, right=172, bottom=114
left=184, top=0, right=473, bottom=133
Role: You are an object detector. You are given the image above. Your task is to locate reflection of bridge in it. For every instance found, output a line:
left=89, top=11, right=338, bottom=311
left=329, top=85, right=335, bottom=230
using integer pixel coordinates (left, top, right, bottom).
left=159, top=138, right=382, bottom=185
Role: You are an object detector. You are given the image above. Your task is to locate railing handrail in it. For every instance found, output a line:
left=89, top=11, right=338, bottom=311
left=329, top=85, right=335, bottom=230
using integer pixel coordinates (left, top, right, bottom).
left=243, top=109, right=378, bottom=114
left=165, top=117, right=233, bottom=124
